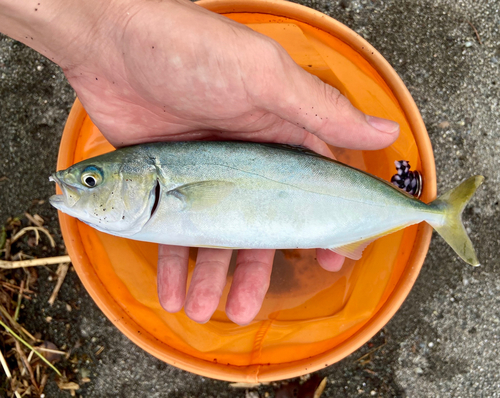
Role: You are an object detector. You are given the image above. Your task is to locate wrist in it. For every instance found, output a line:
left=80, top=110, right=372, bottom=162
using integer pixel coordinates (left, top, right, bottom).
left=0, top=0, right=146, bottom=68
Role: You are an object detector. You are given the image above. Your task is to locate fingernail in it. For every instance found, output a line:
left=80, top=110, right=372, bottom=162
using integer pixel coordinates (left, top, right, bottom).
left=366, top=115, right=400, bottom=134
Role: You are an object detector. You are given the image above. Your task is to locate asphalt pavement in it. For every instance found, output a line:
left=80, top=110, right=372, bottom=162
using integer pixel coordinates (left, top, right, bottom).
left=0, top=0, right=499, bottom=396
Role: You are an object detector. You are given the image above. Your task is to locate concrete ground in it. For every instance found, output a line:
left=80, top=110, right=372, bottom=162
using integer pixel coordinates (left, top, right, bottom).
left=1, top=0, right=498, bottom=396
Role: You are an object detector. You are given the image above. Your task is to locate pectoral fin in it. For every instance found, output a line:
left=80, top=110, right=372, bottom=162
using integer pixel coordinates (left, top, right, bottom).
left=168, top=181, right=235, bottom=211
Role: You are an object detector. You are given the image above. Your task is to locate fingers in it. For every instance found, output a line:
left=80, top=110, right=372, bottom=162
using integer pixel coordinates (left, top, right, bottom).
left=226, top=249, right=275, bottom=326
left=157, top=245, right=190, bottom=312
left=261, top=58, right=400, bottom=151
left=159, top=247, right=343, bottom=325
left=158, top=247, right=273, bottom=325
left=184, top=248, right=232, bottom=323
left=316, top=249, right=345, bottom=272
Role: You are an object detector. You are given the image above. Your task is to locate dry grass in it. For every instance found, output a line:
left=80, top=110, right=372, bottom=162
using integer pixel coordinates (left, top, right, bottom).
left=0, top=214, right=78, bottom=397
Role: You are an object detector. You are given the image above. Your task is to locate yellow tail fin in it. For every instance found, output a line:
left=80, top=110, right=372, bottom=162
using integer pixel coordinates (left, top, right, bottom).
left=429, top=175, right=484, bottom=266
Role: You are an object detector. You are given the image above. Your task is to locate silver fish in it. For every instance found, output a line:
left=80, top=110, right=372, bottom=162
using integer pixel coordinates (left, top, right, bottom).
left=49, top=141, right=483, bottom=265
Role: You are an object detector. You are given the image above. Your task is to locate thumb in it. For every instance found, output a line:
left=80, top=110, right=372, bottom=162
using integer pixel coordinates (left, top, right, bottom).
left=263, top=64, right=400, bottom=150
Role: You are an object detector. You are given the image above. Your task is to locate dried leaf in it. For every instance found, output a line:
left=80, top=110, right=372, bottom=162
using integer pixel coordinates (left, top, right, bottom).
left=57, top=381, right=80, bottom=390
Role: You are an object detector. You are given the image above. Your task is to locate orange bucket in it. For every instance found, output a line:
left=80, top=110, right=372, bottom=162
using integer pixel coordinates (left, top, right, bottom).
left=56, top=0, right=436, bottom=382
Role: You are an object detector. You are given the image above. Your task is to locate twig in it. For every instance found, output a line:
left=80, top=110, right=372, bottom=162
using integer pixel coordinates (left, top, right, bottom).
left=12, top=346, right=25, bottom=377
left=229, top=382, right=270, bottom=388
left=4, top=239, right=11, bottom=260
left=24, top=213, right=44, bottom=228
left=35, top=346, right=67, bottom=356
left=11, top=226, right=55, bottom=248
left=39, top=372, right=49, bottom=395
left=0, top=281, right=34, bottom=294
left=466, top=20, right=483, bottom=45
left=0, top=304, right=37, bottom=342
left=313, top=377, right=328, bottom=398
left=14, top=339, right=40, bottom=395
left=14, top=280, right=25, bottom=321
left=356, top=342, right=387, bottom=363
left=10, top=251, right=33, bottom=261
left=0, top=226, right=6, bottom=251
left=0, top=255, right=71, bottom=269
left=0, top=284, right=32, bottom=300
left=27, top=349, right=35, bottom=364
left=0, top=319, right=62, bottom=376
left=48, top=263, right=70, bottom=305
left=0, top=348, right=12, bottom=378
left=15, top=228, right=38, bottom=246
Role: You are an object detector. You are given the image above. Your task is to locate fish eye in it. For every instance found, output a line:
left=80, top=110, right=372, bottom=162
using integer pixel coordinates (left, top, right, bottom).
left=81, top=166, right=103, bottom=188
left=83, top=175, right=97, bottom=187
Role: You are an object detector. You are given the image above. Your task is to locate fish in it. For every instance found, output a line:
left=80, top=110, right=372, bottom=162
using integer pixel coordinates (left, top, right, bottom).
left=49, top=141, right=483, bottom=265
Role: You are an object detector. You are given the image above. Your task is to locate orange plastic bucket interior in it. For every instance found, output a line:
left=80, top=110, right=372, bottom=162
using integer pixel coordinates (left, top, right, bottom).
left=56, top=0, right=436, bottom=382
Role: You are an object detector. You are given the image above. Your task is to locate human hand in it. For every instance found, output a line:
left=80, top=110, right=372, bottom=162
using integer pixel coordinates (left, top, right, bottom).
left=0, top=0, right=399, bottom=325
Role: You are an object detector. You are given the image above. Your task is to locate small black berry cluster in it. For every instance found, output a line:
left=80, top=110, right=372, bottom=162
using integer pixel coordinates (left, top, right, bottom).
left=391, top=160, right=422, bottom=197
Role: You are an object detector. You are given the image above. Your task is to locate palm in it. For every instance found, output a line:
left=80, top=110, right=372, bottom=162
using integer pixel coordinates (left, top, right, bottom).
left=64, top=7, right=330, bottom=153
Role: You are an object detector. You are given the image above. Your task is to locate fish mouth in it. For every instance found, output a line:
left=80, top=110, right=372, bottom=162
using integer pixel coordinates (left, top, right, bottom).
left=48, top=193, right=64, bottom=209
left=48, top=174, right=64, bottom=210
left=49, top=173, right=81, bottom=208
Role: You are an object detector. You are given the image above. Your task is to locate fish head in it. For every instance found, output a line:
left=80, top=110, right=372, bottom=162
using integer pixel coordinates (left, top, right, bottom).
left=49, top=154, right=157, bottom=236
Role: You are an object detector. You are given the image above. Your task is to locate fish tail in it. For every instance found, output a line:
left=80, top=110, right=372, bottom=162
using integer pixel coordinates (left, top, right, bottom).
left=428, top=175, right=484, bottom=266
